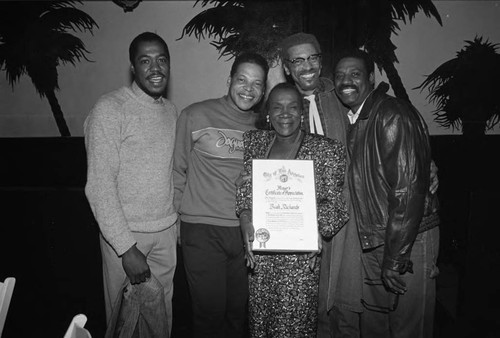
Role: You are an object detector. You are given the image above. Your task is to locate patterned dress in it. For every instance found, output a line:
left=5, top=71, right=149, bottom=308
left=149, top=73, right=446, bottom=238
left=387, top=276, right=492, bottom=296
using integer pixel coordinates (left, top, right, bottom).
left=236, top=130, right=348, bottom=338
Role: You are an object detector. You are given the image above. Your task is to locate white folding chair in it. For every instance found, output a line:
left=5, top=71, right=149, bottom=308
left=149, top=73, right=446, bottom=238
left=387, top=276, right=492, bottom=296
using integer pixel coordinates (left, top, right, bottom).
left=63, top=314, right=92, bottom=338
left=0, top=277, right=16, bottom=337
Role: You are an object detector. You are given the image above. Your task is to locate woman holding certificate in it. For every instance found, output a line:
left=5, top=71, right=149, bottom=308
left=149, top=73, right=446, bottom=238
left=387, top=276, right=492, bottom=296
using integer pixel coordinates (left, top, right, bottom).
left=236, top=82, right=349, bottom=337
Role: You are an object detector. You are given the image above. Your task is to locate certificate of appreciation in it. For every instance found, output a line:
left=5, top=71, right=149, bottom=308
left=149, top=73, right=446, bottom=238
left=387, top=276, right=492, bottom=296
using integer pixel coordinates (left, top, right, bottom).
left=251, top=159, right=318, bottom=252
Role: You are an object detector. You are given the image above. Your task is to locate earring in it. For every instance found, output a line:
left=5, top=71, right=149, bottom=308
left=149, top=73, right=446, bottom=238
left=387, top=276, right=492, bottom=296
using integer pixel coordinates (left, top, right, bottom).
left=266, top=115, right=271, bottom=130
left=300, top=115, right=304, bottom=129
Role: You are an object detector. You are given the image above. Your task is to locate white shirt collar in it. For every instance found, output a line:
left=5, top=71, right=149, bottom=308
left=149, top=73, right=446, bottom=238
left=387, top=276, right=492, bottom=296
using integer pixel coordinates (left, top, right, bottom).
left=348, top=101, right=365, bottom=124
left=347, top=88, right=375, bottom=124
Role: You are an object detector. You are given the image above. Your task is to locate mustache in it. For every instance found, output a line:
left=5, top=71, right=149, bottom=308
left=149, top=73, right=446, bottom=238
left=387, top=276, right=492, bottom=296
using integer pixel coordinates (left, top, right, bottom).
left=146, top=72, right=166, bottom=79
left=337, top=85, right=358, bottom=92
left=298, top=68, right=319, bottom=76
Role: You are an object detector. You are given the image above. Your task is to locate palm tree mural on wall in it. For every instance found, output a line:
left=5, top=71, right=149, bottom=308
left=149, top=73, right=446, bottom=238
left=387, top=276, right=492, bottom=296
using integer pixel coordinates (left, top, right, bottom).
left=417, top=36, right=500, bottom=139
left=179, top=0, right=303, bottom=64
left=330, top=0, right=441, bottom=102
left=178, top=0, right=303, bottom=96
left=0, top=0, right=98, bottom=137
left=179, top=0, right=441, bottom=103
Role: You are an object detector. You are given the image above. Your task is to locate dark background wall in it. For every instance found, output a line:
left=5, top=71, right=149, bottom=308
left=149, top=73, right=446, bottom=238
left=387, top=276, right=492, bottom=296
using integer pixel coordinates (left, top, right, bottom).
left=1, top=136, right=499, bottom=337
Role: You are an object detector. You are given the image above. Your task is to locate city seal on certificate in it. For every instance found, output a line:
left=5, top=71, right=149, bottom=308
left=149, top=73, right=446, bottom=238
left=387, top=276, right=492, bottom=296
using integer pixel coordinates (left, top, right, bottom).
left=255, top=228, right=270, bottom=248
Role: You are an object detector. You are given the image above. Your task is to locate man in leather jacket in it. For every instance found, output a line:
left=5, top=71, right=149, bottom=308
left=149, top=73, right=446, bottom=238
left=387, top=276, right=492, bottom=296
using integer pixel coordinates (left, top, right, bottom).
left=333, top=49, right=440, bottom=338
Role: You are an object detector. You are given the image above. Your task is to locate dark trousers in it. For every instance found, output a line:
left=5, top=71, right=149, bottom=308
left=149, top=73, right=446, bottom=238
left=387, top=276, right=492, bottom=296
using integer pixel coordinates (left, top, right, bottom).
left=360, top=227, right=440, bottom=338
left=318, top=305, right=360, bottom=338
left=181, top=221, right=248, bottom=338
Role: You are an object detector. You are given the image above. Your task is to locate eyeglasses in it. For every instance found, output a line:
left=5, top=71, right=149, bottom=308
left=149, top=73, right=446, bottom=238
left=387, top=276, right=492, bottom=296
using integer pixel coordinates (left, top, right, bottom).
left=286, top=54, right=322, bottom=66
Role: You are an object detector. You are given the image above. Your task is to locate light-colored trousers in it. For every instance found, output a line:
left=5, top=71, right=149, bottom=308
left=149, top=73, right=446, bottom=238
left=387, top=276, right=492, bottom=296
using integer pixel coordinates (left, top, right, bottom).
left=99, top=225, right=177, bottom=333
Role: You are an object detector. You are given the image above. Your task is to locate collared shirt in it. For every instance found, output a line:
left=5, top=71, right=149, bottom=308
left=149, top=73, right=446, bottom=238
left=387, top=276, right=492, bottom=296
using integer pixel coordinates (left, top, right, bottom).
left=347, top=102, right=364, bottom=124
left=347, top=89, right=375, bottom=124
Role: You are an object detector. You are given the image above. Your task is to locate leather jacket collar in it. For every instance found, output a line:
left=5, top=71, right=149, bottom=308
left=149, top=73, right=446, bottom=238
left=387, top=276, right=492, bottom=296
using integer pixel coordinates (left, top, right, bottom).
left=357, top=82, right=390, bottom=121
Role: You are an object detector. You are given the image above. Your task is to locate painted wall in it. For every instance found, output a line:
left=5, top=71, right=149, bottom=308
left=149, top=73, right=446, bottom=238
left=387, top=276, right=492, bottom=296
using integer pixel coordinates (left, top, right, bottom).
left=0, top=1, right=231, bottom=137
left=386, top=0, right=500, bottom=135
left=0, top=1, right=499, bottom=136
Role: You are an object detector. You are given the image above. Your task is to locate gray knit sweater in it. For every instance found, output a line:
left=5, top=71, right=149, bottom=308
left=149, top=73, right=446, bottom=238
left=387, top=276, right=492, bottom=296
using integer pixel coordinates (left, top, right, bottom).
left=84, top=82, right=178, bottom=256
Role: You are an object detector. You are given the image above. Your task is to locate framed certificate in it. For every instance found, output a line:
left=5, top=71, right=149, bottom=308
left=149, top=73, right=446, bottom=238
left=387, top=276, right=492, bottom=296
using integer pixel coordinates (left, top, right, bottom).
left=251, top=159, right=318, bottom=252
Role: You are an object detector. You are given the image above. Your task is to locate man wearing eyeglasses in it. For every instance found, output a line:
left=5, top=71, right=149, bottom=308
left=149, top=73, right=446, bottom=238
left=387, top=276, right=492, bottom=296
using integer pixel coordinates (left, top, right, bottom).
left=279, top=33, right=364, bottom=338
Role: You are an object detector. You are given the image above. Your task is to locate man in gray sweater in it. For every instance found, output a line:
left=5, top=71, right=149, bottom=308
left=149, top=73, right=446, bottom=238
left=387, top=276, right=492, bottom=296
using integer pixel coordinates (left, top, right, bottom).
left=84, top=32, right=178, bottom=333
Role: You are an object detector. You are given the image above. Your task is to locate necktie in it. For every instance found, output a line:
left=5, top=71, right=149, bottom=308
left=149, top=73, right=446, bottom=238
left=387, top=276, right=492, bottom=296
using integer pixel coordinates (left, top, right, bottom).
left=305, top=94, right=324, bottom=135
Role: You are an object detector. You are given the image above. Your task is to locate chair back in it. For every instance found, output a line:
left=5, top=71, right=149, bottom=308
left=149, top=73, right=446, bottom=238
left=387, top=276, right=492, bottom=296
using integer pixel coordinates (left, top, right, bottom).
left=63, top=314, right=92, bottom=338
left=0, top=277, right=16, bottom=337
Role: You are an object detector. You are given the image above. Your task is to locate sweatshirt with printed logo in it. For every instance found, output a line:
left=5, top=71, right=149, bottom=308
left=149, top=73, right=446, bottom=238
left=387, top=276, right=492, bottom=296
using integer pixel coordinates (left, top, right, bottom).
left=173, top=96, right=258, bottom=227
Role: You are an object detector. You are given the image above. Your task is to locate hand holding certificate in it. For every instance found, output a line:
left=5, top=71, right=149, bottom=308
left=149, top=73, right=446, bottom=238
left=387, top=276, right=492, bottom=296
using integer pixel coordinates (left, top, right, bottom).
left=252, top=159, right=319, bottom=252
